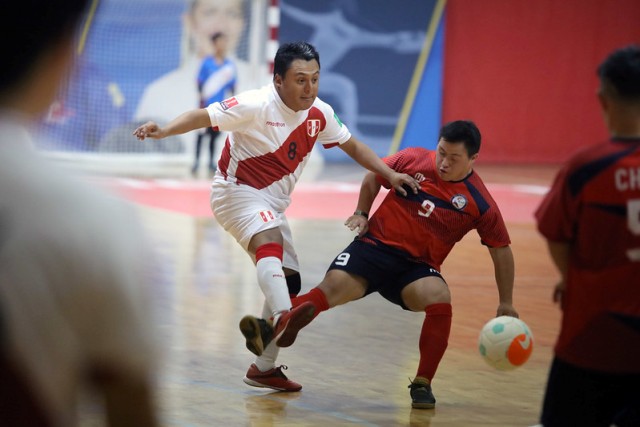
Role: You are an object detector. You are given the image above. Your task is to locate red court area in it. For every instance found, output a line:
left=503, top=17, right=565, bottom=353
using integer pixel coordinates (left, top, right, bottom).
left=99, top=178, right=547, bottom=224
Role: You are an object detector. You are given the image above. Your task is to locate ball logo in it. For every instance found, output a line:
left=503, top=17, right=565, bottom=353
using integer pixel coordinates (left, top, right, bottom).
left=478, top=316, right=534, bottom=371
left=507, top=333, right=533, bottom=367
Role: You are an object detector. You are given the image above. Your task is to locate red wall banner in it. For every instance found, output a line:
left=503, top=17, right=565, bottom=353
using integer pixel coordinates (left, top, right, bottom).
left=442, top=0, right=640, bottom=163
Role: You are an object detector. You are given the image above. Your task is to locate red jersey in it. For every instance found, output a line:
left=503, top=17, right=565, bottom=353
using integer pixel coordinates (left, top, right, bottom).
left=366, top=147, right=510, bottom=270
left=536, top=137, right=640, bottom=373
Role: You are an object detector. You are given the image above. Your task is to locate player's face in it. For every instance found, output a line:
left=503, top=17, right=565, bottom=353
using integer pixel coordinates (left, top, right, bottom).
left=275, top=59, right=320, bottom=112
left=188, top=0, right=244, bottom=58
left=435, top=138, right=477, bottom=181
left=213, top=35, right=229, bottom=57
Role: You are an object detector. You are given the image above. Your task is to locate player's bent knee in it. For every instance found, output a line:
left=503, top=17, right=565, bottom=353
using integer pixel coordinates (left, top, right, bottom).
left=402, top=279, right=450, bottom=310
left=319, top=270, right=366, bottom=307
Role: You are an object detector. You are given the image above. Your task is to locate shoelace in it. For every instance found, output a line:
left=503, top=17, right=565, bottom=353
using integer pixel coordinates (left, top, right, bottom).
left=274, top=365, right=290, bottom=378
left=407, top=377, right=428, bottom=390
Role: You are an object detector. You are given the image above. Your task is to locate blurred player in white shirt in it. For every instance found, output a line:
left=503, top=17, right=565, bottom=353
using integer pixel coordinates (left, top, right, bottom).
left=0, top=0, right=161, bottom=426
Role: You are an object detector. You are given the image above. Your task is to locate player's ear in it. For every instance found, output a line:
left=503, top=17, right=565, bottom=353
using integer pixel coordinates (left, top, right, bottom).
left=597, top=90, right=609, bottom=114
left=273, top=74, right=283, bottom=87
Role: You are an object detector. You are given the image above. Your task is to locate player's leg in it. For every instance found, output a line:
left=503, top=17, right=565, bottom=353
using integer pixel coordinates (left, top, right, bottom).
left=280, top=215, right=302, bottom=300
left=192, top=131, right=204, bottom=175
left=241, top=220, right=308, bottom=392
left=240, top=228, right=314, bottom=353
left=209, top=186, right=313, bottom=356
left=290, top=239, right=374, bottom=317
left=612, top=376, right=640, bottom=427
left=541, top=358, right=640, bottom=427
left=399, top=271, right=452, bottom=409
left=242, top=301, right=302, bottom=392
left=540, top=357, right=598, bottom=426
left=244, top=238, right=373, bottom=357
left=208, top=129, right=219, bottom=172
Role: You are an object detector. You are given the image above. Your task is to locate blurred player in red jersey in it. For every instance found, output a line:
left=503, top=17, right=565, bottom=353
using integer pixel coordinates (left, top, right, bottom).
left=240, top=120, right=520, bottom=408
left=134, top=41, right=419, bottom=392
left=535, top=45, right=640, bottom=427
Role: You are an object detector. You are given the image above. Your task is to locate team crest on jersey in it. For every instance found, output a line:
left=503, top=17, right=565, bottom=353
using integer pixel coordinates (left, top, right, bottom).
left=451, top=194, right=467, bottom=210
left=220, top=97, right=238, bottom=110
left=307, top=119, right=320, bottom=137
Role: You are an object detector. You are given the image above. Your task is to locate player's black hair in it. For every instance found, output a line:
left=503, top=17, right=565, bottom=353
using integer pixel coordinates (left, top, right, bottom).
left=273, top=41, right=321, bottom=79
left=211, top=32, right=225, bottom=43
left=439, top=120, right=482, bottom=157
left=597, top=44, right=640, bottom=102
left=0, top=0, right=90, bottom=96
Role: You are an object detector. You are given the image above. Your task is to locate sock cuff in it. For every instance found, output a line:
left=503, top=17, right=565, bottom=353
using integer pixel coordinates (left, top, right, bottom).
left=255, top=242, right=283, bottom=262
left=425, top=302, right=452, bottom=317
left=310, top=288, right=330, bottom=311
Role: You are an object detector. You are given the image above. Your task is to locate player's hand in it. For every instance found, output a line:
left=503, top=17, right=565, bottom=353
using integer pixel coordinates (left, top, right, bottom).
left=552, top=280, right=565, bottom=306
left=496, top=303, right=519, bottom=318
left=345, top=214, right=368, bottom=237
left=390, top=172, right=419, bottom=196
left=133, top=121, right=163, bottom=140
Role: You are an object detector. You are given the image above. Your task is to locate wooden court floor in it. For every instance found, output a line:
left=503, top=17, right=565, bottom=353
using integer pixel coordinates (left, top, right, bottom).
left=81, top=163, right=561, bottom=427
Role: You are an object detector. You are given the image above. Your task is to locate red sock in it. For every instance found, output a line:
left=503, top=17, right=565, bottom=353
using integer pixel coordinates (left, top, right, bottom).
left=291, top=288, right=329, bottom=319
left=416, top=303, right=452, bottom=382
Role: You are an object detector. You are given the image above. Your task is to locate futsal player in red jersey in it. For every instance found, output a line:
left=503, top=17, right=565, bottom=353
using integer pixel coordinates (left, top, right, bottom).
left=535, top=45, right=640, bottom=427
left=240, top=120, right=520, bottom=408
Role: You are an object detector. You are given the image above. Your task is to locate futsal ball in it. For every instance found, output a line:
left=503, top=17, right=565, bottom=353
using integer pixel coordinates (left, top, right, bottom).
left=478, top=316, right=533, bottom=371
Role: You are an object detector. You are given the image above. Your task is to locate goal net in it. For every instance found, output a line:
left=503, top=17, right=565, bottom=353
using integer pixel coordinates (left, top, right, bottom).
left=35, top=0, right=271, bottom=177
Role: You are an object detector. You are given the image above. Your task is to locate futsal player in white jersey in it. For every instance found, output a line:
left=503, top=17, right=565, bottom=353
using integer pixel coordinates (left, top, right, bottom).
left=134, top=41, right=419, bottom=391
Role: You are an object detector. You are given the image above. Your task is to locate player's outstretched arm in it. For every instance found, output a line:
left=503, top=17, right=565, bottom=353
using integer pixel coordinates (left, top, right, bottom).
left=339, top=137, right=419, bottom=196
left=133, top=109, right=211, bottom=140
left=488, top=245, right=519, bottom=318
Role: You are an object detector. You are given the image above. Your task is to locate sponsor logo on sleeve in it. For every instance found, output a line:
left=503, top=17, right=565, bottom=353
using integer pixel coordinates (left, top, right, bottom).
left=220, top=97, right=239, bottom=110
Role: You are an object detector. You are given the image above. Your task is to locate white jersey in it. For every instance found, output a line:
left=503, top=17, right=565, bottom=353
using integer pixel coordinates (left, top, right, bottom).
left=0, top=113, right=159, bottom=426
left=206, top=83, right=351, bottom=211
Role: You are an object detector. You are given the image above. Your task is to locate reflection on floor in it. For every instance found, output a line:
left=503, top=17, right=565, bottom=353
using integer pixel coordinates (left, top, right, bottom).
left=83, top=163, right=561, bottom=427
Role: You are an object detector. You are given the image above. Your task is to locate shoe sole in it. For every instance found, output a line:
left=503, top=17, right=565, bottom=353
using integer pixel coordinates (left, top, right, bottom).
left=239, top=316, right=264, bottom=357
left=242, top=376, right=302, bottom=392
left=275, top=303, right=316, bottom=348
left=412, top=402, right=435, bottom=409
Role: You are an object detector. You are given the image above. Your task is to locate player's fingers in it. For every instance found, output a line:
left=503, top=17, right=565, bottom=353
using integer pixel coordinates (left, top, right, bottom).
left=401, top=175, right=419, bottom=194
left=553, top=288, right=562, bottom=304
left=395, top=185, right=408, bottom=196
left=409, top=177, right=419, bottom=193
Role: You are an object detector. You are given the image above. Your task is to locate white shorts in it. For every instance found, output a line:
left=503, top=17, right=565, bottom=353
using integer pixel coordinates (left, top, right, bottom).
left=210, top=182, right=299, bottom=271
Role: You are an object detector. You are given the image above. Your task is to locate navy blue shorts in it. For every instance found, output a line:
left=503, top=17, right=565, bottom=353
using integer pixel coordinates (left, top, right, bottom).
left=541, top=357, right=640, bottom=427
left=327, top=238, right=445, bottom=310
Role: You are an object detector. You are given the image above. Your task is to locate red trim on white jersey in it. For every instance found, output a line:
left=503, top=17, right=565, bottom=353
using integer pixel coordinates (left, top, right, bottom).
left=235, top=107, right=326, bottom=189
left=207, top=84, right=350, bottom=198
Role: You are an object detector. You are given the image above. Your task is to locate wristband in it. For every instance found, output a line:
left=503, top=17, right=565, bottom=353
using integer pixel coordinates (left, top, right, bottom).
left=354, top=210, right=369, bottom=219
